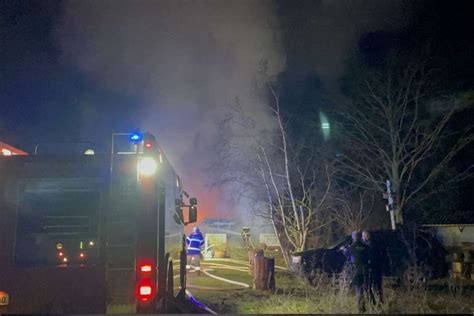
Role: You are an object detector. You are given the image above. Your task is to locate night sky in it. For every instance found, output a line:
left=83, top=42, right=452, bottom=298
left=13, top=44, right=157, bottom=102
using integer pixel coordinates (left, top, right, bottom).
left=1, top=0, right=473, bottom=223
left=0, top=1, right=140, bottom=148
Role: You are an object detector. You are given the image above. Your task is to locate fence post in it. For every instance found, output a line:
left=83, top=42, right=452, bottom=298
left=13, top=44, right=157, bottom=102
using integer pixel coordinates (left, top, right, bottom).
left=265, top=257, right=275, bottom=292
left=254, top=255, right=275, bottom=291
left=249, top=249, right=264, bottom=276
left=253, top=254, right=266, bottom=290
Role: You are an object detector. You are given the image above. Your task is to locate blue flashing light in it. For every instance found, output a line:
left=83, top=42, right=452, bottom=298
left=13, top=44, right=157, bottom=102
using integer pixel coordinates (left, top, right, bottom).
left=130, top=132, right=143, bottom=143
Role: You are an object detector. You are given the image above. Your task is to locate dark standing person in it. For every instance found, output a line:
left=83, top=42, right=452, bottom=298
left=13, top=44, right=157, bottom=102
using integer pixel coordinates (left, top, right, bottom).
left=345, top=231, right=370, bottom=313
left=362, top=230, right=384, bottom=305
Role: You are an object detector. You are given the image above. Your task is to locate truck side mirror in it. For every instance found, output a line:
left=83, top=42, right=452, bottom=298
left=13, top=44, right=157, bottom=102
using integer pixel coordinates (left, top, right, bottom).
left=189, top=206, right=197, bottom=224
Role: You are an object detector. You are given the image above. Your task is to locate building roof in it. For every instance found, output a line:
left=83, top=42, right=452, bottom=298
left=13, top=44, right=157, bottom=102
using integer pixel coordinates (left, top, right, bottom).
left=202, top=218, right=234, bottom=225
left=0, top=142, right=28, bottom=156
left=422, top=210, right=474, bottom=226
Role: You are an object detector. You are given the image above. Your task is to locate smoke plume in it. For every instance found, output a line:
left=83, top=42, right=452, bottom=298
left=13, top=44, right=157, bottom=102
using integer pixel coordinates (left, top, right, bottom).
left=56, top=0, right=408, bottom=227
left=56, top=0, right=286, bottom=223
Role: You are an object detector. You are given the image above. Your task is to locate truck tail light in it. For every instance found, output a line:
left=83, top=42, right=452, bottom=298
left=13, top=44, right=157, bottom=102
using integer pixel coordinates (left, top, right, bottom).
left=136, top=261, right=156, bottom=302
left=136, top=279, right=154, bottom=301
left=140, top=264, right=152, bottom=272
left=139, top=285, right=152, bottom=296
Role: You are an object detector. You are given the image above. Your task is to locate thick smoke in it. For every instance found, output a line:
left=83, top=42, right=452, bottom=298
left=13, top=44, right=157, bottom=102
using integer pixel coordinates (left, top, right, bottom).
left=57, top=0, right=285, bottom=223
left=56, top=0, right=407, bottom=229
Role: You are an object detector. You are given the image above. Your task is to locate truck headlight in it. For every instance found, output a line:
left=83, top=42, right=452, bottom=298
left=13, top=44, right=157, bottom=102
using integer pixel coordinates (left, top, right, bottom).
left=138, top=157, right=158, bottom=176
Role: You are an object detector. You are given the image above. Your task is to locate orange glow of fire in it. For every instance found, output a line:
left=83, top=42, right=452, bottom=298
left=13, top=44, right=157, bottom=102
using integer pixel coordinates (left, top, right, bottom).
left=182, top=177, right=232, bottom=233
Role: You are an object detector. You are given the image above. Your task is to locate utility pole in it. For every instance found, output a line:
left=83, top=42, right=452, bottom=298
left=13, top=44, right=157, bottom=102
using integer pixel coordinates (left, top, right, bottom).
left=383, top=179, right=396, bottom=231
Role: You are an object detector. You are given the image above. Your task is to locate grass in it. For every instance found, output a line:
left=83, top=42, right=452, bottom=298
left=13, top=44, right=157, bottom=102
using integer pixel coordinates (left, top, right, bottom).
left=198, top=246, right=471, bottom=314
left=238, top=294, right=354, bottom=314
left=225, top=244, right=249, bottom=260
left=188, top=273, right=241, bottom=289
left=382, top=286, right=473, bottom=314
left=234, top=288, right=472, bottom=314
left=194, top=269, right=474, bottom=314
left=107, top=245, right=474, bottom=314
left=106, top=304, right=134, bottom=314
left=108, top=281, right=474, bottom=314
left=210, top=268, right=253, bottom=284
left=187, top=261, right=252, bottom=290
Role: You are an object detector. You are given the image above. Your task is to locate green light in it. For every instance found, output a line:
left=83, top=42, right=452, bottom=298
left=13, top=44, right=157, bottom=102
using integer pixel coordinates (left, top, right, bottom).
left=320, top=111, right=330, bottom=140
left=80, top=241, right=84, bottom=249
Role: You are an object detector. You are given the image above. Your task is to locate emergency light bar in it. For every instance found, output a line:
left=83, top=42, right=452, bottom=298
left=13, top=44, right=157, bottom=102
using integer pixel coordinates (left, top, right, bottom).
left=130, top=132, right=143, bottom=143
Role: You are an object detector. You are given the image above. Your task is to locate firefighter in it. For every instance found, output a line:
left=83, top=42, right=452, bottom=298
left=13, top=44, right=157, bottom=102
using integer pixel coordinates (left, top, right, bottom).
left=362, top=230, right=384, bottom=305
left=345, top=231, right=370, bottom=313
left=186, top=227, right=204, bottom=275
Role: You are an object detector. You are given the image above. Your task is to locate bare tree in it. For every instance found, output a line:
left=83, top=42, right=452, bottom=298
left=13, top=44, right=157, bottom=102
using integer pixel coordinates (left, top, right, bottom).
left=330, top=189, right=375, bottom=235
left=210, top=97, right=293, bottom=263
left=335, top=62, right=474, bottom=226
left=255, top=86, right=335, bottom=254
left=211, top=85, right=336, bottom=264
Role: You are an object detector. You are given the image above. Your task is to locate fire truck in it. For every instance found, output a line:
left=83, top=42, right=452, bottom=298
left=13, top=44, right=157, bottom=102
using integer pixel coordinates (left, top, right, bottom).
left=0, top=132, right=199, bottom=313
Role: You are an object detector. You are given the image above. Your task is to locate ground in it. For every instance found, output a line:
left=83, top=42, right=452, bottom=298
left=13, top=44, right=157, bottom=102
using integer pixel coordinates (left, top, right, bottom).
left=107, top=246, right=474, bottom=314
left=187, top=247, right=474, bottom=314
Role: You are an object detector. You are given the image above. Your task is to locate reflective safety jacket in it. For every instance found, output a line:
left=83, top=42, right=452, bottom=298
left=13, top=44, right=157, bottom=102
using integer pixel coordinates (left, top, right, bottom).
left=186, top=231, right=204, bottom=255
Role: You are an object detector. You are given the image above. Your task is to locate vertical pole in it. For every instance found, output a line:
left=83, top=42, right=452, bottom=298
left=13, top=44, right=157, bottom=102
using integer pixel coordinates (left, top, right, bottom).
left=157, top=183, right=166, bottom=307
left=386, top=180, right=396, bottom=231
left=106, top=132, right=115, bottom=307
left=389, top=211, right=396, bottom=231
left=204, top=235, right=209, bottom=259
left=110, top=132, right=115, bottom=177
left=135, top=143, right=139, bottom=184
left=254, top=254, right=266, bottom=290
left=178, top=234, right=186, bottom=299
